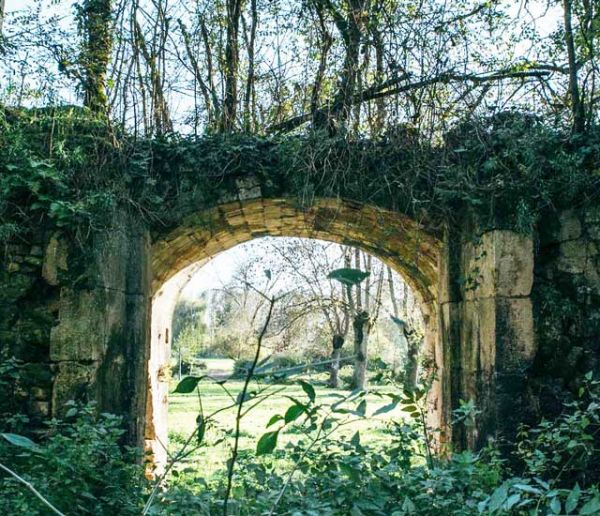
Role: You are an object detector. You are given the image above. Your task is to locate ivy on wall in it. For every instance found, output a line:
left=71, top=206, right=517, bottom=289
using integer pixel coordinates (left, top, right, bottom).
left=1, top=106, right=599, bottom=244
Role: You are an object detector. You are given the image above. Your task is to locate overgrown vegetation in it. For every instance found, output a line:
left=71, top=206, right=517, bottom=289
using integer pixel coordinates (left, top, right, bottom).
left=2, top=352, right=600, bottom=515
left=1, top=107, right=599, bottom=248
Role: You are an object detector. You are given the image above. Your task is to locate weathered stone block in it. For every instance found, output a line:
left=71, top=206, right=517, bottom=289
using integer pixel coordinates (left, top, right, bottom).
left=495, top=297, right=535, bottom=373
left=558, top=210, right=582, bottom=241
left=42, top=235, right=68, bottom=286
left=52, top=362, right=97, bottom=414
left=50, top=288, right=126, bottom=361
left=557, top=240, right=598, bottom=274
left=464, top=230, right=533, bottom=300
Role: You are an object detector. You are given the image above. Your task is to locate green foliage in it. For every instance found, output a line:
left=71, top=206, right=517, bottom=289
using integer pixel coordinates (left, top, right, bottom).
left=0, top=402, right=147, bottom=515
left=1, top=371, right=599, bottom=514
left=1, top=108, right=598, bottom=248
left=328, top=267, right=370, bottom=286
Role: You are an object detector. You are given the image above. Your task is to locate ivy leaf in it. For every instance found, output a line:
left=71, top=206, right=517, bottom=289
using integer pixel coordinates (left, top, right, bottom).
left=299, top=380, right=316, bottom=403
left=1, top=433, right=40, bottom=452
left=256, top=430, right=279, bottom=456
left=327, top=268, right=370, bottom=287
left=174, top=376, right=205, bottom=394
left=284, top=404, right=305, bottom=424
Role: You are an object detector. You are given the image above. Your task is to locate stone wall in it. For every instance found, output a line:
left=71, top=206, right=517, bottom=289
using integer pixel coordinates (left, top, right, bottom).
left=531, top=207, right=600, bottom=416
left=1, top=233, right=57, bottom=426
left=1, top=211, right=151, bottom=447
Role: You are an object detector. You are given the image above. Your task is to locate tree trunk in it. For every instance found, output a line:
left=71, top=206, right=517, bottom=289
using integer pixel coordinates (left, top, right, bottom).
left=222, top=0, right=243, bottom=131
left=78, top=0, right=113, bottom=114
left=352, top=311, right=369, bottom=390
left=403, top=327, right=419, bottom=391
left=562, top=0, right=585, bottom=134
left=329, top=334, right=344, bottom=388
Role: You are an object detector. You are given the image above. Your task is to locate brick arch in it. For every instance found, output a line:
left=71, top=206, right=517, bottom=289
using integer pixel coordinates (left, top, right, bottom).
left=152, top=197, right=441, bottom=302
left=146, top=197, right=443, bottom=466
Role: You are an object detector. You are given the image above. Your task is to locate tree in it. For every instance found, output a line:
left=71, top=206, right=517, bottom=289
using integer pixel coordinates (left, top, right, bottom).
left=172, top=297, right=207, bottom=379
left=387, top=266, right=421, bottom=391
left=0, top=0, right=5, bottom=35
left=75, top=0, right=114, bottom=114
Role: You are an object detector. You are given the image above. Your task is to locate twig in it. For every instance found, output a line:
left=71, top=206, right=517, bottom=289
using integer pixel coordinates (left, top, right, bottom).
left=0, top=462, right=65, bottom=516
left=223, top=295, right=277, bottom=515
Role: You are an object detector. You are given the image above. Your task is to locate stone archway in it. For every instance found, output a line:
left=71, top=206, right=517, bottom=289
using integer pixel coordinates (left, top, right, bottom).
left=146, top=197, right=444, bottom=465
left=11, top=173, right=540, bottom=463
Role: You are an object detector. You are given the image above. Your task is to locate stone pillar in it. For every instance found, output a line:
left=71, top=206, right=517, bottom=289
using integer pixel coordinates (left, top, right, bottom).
left=440, top=227, right=535, bottom=449
left=49, top=211, right=151, bottom=447
left=146, top=262, right=202, bottom=468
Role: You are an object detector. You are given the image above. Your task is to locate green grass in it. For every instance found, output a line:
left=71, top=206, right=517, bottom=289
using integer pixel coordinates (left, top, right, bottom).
left=167, top=375, right=407, bottom=480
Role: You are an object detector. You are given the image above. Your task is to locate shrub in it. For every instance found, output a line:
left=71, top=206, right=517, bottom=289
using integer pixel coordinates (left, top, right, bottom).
left=0, top=402, right=147, bottom=515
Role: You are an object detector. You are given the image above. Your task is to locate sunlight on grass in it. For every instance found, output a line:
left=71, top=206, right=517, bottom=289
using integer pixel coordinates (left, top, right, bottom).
left=167, top=377, right=408, bottom=480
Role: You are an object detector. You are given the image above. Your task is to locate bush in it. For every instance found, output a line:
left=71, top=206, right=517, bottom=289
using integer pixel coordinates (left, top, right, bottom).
left=0, top=402, right=147, bottom=515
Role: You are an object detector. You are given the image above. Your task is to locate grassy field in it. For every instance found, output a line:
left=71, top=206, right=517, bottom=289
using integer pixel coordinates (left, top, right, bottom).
left=167, top=370, right=408, bottom=480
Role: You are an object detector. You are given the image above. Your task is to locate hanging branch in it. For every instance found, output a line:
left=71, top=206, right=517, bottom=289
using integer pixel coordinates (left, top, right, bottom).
left=267, top=67, right=552, bottom=134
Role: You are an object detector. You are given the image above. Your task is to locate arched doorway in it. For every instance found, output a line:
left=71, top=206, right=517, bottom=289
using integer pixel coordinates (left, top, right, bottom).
left=145, top=197, right=443, bottom=466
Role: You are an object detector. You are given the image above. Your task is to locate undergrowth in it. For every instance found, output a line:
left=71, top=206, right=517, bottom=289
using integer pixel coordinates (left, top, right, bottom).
left=1, top=355, right=599, bottom=515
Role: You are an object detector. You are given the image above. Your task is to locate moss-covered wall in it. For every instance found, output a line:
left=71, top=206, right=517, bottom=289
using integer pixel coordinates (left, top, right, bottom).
left=1, top=108, right=599, bottom=455
left=530, top=206, right=600, bottom=417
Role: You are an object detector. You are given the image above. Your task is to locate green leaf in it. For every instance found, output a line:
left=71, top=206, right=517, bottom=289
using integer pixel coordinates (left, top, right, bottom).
left=580, top=495, right=600, bottom=515
left=65, top=407, right=78, bottom=418
left=1, top=433, right=40, bottom=451
left=565, top=484, right=581, bottom=513
left=174, top=376, right=204, bottom=394
left=505, top=494, right=521, bottom=510
left=549, top=496, right=561, bottom=514
left=299, top=380, right=316, bottom=403
left=373, top=402, right=398, bottom=416
left=356, top=399, right=367, bottom=417
left=284, top=404, right=305, bottom=424
left=267, top=414, right=283, bottom=428
left=327, top=268, right=370, bottom=287
left=256, top=430, right=279, bottom=456
left=402, top=497, right=416, bottom=514
left=514, top=484, right=542, bottom=495
left=488, top=485, right=508, bottom=512
left=390, top=315, right=406, bottom=327
left=350, top=430, right=361, bottom=447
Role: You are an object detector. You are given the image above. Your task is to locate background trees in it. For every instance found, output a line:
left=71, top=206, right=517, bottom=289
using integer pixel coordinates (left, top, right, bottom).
left=0, top=0, right=597, bottom=136
left=172, top=237, right=423, bottom=390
